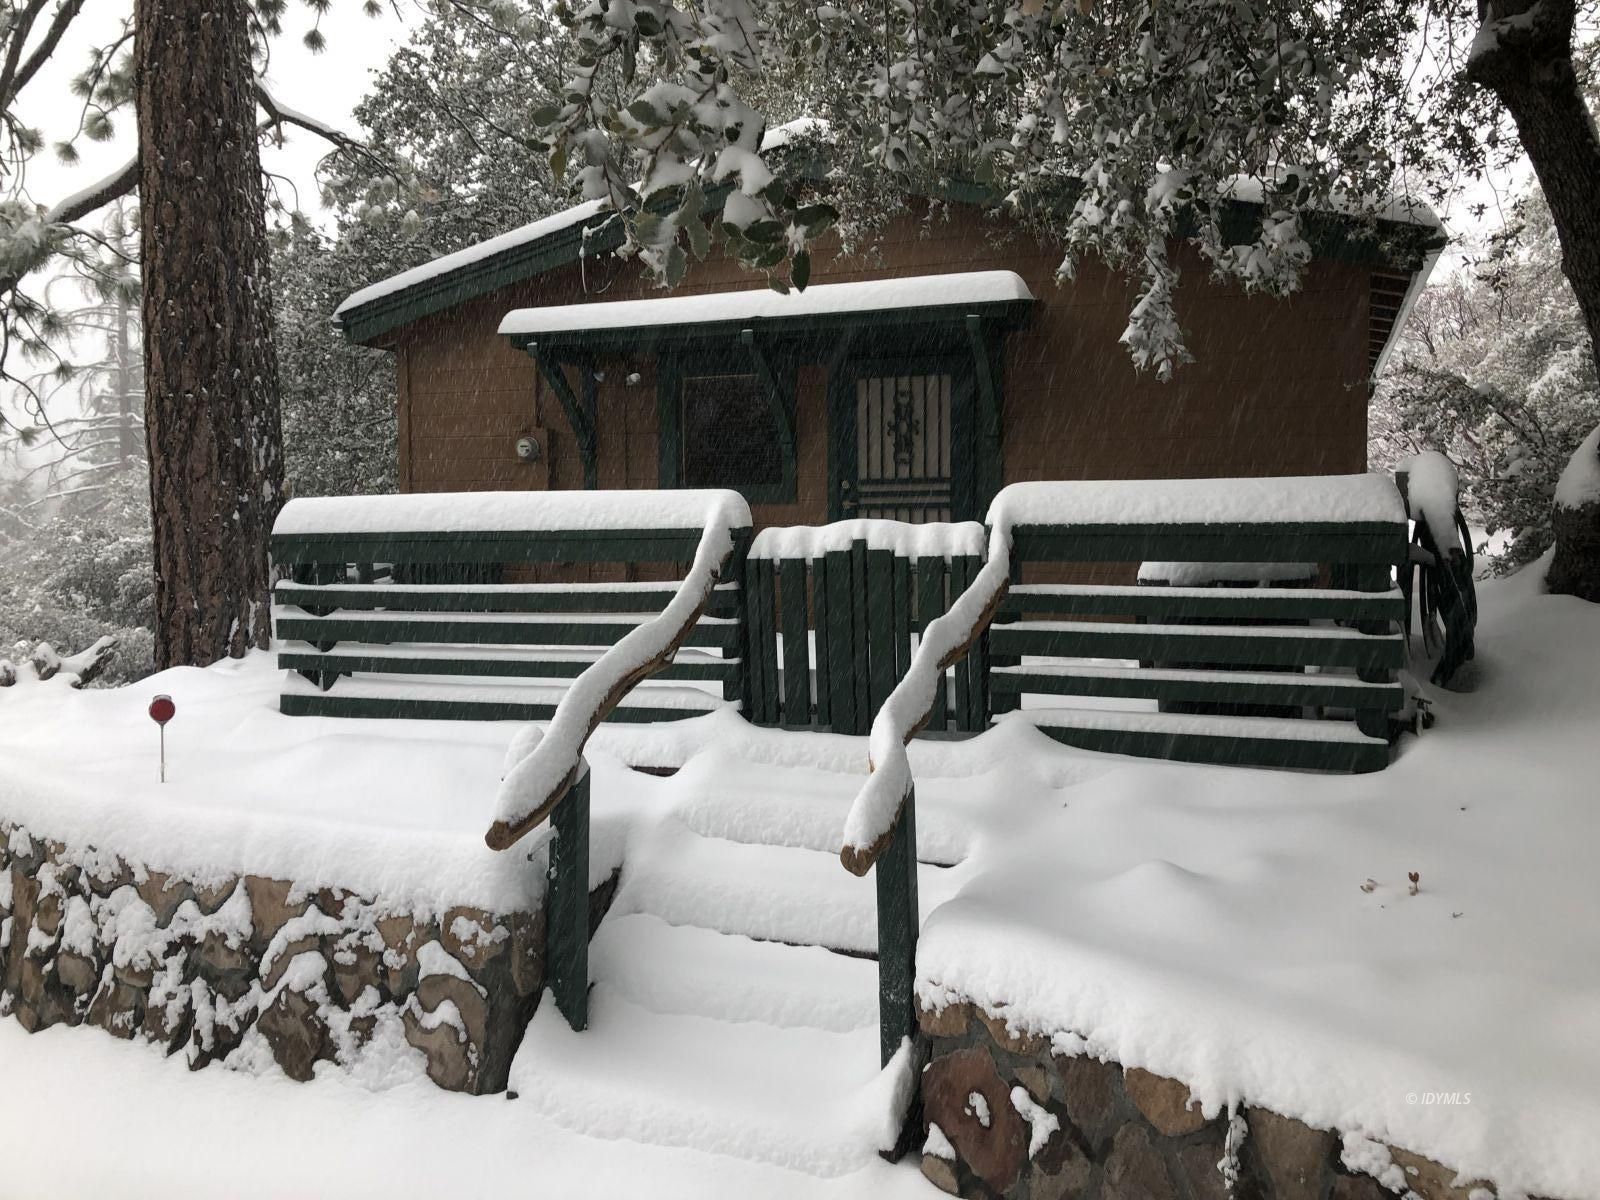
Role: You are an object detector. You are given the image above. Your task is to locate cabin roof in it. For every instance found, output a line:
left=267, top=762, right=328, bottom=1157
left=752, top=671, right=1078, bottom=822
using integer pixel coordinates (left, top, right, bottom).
left=333, top=121, right=1446, bottom=355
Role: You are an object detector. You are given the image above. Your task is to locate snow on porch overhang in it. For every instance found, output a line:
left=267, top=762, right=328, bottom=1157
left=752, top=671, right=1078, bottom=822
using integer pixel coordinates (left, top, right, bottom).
left=501, top=270, right=1034, bottom=491
left=497, top=269, right=1035, bottom=352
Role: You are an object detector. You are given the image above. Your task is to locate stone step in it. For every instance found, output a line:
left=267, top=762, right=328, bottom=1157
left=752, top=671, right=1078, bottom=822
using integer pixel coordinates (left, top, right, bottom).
left=591, top=912, right=878, bottom=1033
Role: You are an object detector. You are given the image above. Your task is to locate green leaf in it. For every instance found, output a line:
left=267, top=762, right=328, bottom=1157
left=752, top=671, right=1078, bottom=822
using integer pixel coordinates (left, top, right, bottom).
left=530, top=105, right=562, bottom=127
left=663, top=243, right=687, bottom=287
left=768, top=277, right=790, bottom=295
left=795, top=204, right=837, bottom=239
left=743, top=219, right=786, bottom=244
left=627, top=99, right=664, bottom=126
left=791, top=249, right=811, bottom=292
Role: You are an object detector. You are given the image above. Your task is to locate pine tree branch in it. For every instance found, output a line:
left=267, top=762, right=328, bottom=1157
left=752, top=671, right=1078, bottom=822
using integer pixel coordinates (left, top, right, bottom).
left=0, top=0, right=53, bottom=106
left=254, top=80, right=393, bottom=181
left=8, top=0, right=90, bottom=101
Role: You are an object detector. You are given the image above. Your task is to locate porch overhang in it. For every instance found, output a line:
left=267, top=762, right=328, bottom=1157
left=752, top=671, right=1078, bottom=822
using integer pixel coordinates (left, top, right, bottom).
left=497, top=270, right=1035, bottom=357
left=504, top=272, right=1033, bottom=498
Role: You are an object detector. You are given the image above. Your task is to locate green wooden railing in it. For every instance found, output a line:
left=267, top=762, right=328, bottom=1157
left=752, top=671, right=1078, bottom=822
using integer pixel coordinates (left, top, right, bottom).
left=270, top=481, right=1416, bottom=1063
left=743, top=527, right=987, bottom=734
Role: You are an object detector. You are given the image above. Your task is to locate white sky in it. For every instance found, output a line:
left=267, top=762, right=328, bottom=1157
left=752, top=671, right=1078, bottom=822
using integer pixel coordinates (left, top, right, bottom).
left=17, top=0, right=403, bottom=228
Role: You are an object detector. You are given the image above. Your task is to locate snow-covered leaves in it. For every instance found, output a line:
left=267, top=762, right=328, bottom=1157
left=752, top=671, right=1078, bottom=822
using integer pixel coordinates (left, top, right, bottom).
left=1372, top=191, right=1600, bottom=570
left=540, top=0, right=1446, bottom=375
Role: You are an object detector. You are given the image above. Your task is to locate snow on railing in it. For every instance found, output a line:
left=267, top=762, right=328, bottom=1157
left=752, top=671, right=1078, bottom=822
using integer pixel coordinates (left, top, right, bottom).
left=275, top=488, right=750, bottom=536
left=485, top=490, right=751, bottom=851
left=1398, top=451, right=1467, bottom=559
left=749, top=519, right=986, bottom=562
left=839, top=523, right=1013, bottom=875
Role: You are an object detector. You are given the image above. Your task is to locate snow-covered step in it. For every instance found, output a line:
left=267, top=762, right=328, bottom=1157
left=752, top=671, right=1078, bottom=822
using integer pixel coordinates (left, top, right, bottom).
left=668, top=750, right=971, bottom=865
left=509, top=985, right=905, bottom=1176
left=613, top=816, right=964, bottom=955
left=591, top=913, right=878, bottom=1032
left=1015, top=705, right=1390, bottom=772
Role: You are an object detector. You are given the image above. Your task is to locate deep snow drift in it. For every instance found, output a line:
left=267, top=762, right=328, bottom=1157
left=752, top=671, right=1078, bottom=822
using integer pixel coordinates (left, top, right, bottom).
left=1, top=558, right=1596, bottom=1197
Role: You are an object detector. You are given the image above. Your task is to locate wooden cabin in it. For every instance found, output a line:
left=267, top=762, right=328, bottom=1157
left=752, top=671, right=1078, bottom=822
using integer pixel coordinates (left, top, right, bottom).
left=333, top=172, right=1441, bottom=528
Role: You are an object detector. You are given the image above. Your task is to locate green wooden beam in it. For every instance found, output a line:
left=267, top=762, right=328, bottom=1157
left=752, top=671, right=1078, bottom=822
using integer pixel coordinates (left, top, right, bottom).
left=530, top=344, right=597, bottom=489
left=965, top=314, right=1004, bottom=516
left=740, top=328, right=797, bottom=450
left=271, top=528, right=709, bottom=565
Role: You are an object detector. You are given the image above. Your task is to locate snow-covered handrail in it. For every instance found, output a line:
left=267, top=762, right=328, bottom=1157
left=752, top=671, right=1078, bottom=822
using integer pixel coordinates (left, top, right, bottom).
left=485, top=492, right=750, bottom=851
left=839, top=524, right=1013, bottom=876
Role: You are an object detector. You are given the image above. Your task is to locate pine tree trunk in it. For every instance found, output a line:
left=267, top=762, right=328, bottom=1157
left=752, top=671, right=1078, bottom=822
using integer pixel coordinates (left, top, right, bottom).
left=135, top=0, right=284, bottom=666
left=1467, top=0, right=1600, bottom=599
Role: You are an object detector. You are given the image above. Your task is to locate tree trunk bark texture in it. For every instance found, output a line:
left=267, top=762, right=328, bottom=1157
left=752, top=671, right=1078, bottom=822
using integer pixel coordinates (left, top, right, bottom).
left=135, top=0, right=284, bottom=667
left=1467, top=0, right=1600, bottom=599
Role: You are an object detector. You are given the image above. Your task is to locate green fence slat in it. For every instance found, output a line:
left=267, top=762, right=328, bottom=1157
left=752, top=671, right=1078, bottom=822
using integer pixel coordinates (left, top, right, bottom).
left=744, top=558, right=771, bottom=725
left=813, top=557, right=832, bottom=728
left=866, top=548, right=897, bottom=715
left=948, top=555, right=971, bottom=732
left=966, top=555, right=986, bottom=732
left=753, top=557, right=781, bottom=725
left=850, top=541, right=870, bottom=732
left=824, top=548, right=857, bottom=734
left=891, top=556, right=911, bottom=679
left=780, top=558, right=810, bottom=725
left=917, top=557, right=947, bottom=733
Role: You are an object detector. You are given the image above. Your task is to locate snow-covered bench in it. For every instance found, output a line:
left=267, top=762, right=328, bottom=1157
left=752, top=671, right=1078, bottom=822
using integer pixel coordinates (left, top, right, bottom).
left=988, top=475, right=1410, bottom=773
left=269, top=490, right=752, bottom=723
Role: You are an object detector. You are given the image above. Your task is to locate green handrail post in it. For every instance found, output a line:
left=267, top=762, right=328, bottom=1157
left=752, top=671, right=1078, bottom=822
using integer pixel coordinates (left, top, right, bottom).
left=875, top=788, right=919, bottom=1067
left=548, top=762, right=592, bottom=1031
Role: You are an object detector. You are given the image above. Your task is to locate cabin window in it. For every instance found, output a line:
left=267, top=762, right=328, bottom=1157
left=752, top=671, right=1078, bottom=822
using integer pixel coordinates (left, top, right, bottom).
left=659, top=355, right=796, bottom=503
left=681, top=372, right=784, bottom=489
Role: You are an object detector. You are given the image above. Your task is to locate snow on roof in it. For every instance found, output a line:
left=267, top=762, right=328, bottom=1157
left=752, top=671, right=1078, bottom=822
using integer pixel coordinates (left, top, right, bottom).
left=274, top=488, right=753, bottom=537
left=989, top=473, right=1406, bottom=528
left=334, top=200, right=609, bottom=318
left=499, top=271, right=1033, bottom=338
left=334, top=119, right=830, bottom=319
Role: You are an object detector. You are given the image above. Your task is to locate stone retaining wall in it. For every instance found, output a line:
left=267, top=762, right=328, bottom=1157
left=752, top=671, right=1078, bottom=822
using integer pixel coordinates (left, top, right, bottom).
left=915, top=998, right=1536, bottom=1200
left=0, top=818, right=594, bottom=1094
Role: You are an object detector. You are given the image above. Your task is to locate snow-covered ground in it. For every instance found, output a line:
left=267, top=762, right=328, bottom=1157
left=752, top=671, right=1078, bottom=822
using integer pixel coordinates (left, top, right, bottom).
left=1, top=557, right=1597, bottom=1197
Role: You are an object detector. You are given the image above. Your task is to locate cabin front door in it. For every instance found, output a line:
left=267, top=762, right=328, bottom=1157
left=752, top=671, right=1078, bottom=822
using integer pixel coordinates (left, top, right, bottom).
left=832, top=357, right=976, bottom=523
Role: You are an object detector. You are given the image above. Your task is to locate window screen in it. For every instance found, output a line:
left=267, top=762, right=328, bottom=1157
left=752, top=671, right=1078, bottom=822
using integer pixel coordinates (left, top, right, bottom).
left=681, top=372, right=784, bottom=488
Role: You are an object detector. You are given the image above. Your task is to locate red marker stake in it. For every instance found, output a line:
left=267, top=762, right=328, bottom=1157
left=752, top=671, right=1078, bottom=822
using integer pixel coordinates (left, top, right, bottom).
left=149, top=694, right=176, bottom=782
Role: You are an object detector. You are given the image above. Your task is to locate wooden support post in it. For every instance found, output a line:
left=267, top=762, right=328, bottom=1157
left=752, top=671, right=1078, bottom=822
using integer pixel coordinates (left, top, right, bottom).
left=547, top=764, right=591, bottom=1031
left=875, top=789, right=919, bottom=1067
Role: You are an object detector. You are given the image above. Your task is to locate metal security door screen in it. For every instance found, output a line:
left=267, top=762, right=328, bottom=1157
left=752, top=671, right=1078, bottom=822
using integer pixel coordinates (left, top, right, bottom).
left=854, top=373, right=954, bottom=522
